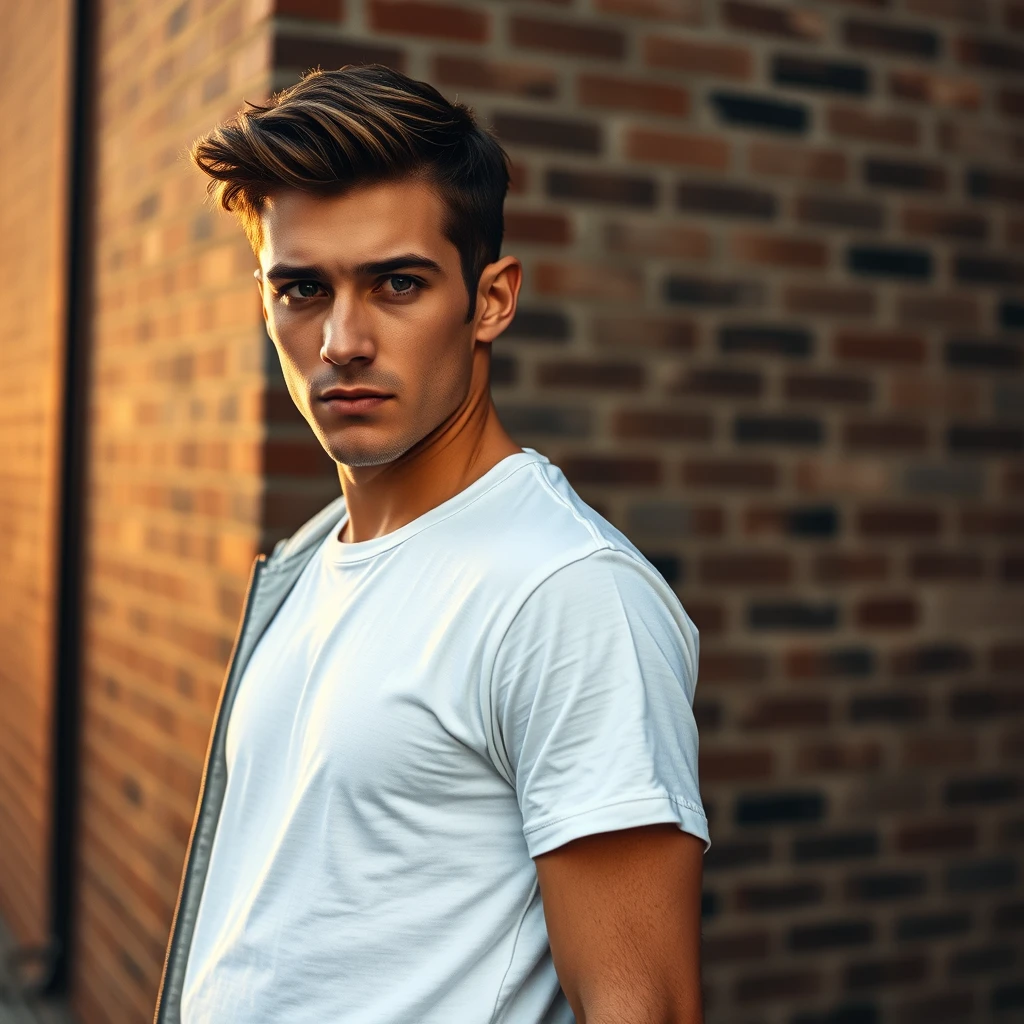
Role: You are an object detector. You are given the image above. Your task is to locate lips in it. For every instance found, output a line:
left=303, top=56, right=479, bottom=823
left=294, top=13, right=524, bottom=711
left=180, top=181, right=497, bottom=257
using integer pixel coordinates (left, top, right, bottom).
left=321, top=388, right=392, bottom=401
left=319, top=390, right=393, bottom=415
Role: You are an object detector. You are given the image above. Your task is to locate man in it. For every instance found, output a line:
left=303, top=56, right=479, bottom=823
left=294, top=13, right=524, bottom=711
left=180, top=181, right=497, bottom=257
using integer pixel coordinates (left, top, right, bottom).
left=155, top=64, right=709, bottom=1024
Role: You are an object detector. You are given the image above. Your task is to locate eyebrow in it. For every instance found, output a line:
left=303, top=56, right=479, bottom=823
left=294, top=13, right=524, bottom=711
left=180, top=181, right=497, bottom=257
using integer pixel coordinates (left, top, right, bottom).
left=264, top=253, right=444, bottom=281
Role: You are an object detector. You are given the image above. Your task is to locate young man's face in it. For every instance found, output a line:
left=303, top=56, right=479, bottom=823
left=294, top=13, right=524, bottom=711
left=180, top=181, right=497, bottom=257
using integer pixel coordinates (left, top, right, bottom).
left=256, top=178, right=489, bottom=468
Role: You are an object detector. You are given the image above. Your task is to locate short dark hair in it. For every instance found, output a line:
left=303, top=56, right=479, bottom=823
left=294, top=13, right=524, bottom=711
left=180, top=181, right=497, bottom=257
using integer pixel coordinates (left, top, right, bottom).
left=191, top=64, right=511, bottom=319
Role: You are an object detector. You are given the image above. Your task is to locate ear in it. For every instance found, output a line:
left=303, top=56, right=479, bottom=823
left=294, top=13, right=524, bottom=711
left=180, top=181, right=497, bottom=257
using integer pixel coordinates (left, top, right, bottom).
left=474, top=256, right=522, bottom=344
left=254, top=267, right=269, bottom=323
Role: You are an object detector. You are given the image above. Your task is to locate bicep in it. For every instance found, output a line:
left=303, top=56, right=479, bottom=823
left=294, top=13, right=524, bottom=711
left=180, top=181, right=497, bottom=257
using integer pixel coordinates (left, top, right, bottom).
left=534, top=824, right=705, bottom=1024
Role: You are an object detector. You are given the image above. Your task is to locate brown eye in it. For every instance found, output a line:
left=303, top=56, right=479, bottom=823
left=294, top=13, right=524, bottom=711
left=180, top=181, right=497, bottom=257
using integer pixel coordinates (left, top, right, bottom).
left=389, top=276, right=415, bottom=293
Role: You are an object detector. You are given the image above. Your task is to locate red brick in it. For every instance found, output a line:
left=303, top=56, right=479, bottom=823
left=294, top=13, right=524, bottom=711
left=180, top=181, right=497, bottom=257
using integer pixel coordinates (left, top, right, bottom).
left=612, top=408, right=713, bottom=440
left=797, top=741, right=885, bottom=774
left=856, top=596, right=919, bottom=629
left=510, top=15, right=626, bottom=59
left=908, top=550, right=985, bottom=581
left=605, top=221, right=712, bottom=260
left=504, top=210, right=572, bottom=245
left=558, top=454, right=662, bottom=486
left=578, top=73, right=689, bottom=116
left=999, top=88, right=1024, bottom=119
left=844, top=419, right=929, bottom=451
left=683, top=460, right=779, bottom=489
left=901, top=206, right=989, bottom=241
left=592, top=315, right=698, bottom=350
left=827, top=104, right=920, bottom=146
left=888, top=68, right=982, bottom=110
left=702, top=930, right=771, bottom=964
left=700, top=748, right=775, bottom=782
left=903, top=734, right=978, bottom=768
left=786, top=373, right=872, bottom=403
left=735, top=969, right=821, bottom=1003
left=748, top=142, right=847, bottom=182
left=889, top=375, right=980, bottom=416
left=625, top=128, right=731, bottom=170
left=784, top=285, right=876, bottom=318
left=834, top=330, right=927, bottom=365
left=723, top=0, right=825, bottom=39
left=534, top=261, right=643, bottom=300
left=644, top=35, right=754, bottom=79
left=859, top=506, right=942, bottom=537
left=742, top=697, right=831, bottom=729
left=699, top=650, right=770, bottom=684
left=274, top=0, right=344, bottom=19
left=369, top=1, right=489, bottom=42
left=433, top=55, right=558, bottom=98
left=897, top=820, right=977, bottom=853
left=814, top=551, right=890, bottom=584
left=595, top=0, right=703, bottom=20
left=906, top=0, right=988, bottom=20
left=794, top=458, right=887, bottom=496
left=961, top=507, right=1024, bottom=536
left=732, top=232, right=829, bottom=269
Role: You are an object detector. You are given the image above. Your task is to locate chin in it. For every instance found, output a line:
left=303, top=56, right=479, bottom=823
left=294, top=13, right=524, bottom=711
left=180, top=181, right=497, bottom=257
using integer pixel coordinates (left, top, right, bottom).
left=322, top=431, right=417, bottom=468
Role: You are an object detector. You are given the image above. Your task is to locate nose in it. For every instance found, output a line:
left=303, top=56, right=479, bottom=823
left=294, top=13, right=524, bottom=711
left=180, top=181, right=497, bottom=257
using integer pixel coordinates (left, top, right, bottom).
left=320, top=289, right=376, bottom=367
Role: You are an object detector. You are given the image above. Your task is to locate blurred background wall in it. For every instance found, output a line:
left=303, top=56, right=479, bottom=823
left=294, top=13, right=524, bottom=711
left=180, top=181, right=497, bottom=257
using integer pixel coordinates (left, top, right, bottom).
left=1, top=0, right=1023, bottom=1022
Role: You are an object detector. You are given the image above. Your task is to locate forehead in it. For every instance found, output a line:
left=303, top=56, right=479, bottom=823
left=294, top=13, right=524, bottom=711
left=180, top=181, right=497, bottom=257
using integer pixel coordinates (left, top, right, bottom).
left=258, top=178, right=455, bottom=269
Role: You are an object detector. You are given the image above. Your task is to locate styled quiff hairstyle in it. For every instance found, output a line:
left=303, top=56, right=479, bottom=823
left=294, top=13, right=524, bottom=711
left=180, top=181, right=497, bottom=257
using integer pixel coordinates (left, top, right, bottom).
left=191, top=64, right=511, bottom=320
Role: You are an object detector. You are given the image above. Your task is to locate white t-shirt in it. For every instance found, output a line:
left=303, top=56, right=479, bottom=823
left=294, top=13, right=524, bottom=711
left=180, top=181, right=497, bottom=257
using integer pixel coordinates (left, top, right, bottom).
left=181, top=447, right=708, bottom=1023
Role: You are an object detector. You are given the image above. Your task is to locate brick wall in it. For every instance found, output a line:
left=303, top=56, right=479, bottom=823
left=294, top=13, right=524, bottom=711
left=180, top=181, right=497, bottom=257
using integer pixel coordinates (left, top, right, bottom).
left=69, top=1, right=274, bottom=1019
left=2, top=0, right=1024, bottom=1022
left=0, top=0, right=73, bottom=952
left=266, top=2, right=1024, bottom=1022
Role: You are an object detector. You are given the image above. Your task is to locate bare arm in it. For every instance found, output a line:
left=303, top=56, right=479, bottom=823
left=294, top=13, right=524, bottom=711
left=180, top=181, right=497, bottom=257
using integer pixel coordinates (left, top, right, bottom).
left=534, top=823, right=705, bottom=1024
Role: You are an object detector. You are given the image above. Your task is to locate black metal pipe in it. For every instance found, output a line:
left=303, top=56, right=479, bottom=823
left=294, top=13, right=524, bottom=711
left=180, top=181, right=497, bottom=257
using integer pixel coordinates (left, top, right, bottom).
left=43, top=0, right=96, bottom=995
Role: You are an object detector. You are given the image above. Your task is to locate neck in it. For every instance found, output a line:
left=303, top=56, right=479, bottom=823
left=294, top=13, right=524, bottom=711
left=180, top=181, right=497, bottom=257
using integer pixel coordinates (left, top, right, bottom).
left=336, top=385, right=522, bottom=545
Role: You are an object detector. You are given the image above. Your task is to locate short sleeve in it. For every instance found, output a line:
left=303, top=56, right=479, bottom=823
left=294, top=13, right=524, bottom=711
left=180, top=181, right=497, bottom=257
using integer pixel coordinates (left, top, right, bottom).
left=490, top=548, right=710, bottom=858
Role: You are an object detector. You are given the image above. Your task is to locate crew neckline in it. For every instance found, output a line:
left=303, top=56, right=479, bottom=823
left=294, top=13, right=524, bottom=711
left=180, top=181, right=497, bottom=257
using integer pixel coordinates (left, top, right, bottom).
left=324, top=447, right=549, bottom=564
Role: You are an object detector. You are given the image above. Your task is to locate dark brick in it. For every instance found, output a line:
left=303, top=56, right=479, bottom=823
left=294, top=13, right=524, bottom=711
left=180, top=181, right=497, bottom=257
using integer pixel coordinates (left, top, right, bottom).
left=788, top=505, right=840, bottom=538
left=702, top=889, right=719, bottom=919
left=848, top=246, right=932, bottom=279
left=954, top=254, right=1024, bottom=285
left=896, top=910, right=972, bottom=942
left=844, top=18, right=941, bottom=57
left=785, top=645, right=875, bottom=678
left=945, top=775, right=1022, bottom=806
left=799, top=740, right=884, bottom=775
left=719, top=324, right=813, bottom=357
left=505, top=308, right=571, bottom=342
left=593, top=316, right=696, bottom=351
left=785, top=373, right=873, bottom=403
left=792, top=1004, right=880, bottom=1024
left=494, top=112, right=602, bottom=154
left=710, top=91, right=809, bottom=133
left=546, top=168, right=656, bottom=207
left=1000, top=300, right=1024, bottom=329
left=994, top=902, right=1024, bottom=930
left=957, top=35, right=1024, bottom=74
left=891, top=644, right=973, bottom=675
left=903, top=206, right=989, bottom=241
left=673, top=366, right=762, bottom=398
left=949, top=944, right=1016, bottom=974
left=845, top=419, right=928, bottom=451
left=433, top=55, right=558, bottom=99
left=991, top=984, right=1024, bottom=1011
left=665, top=275, right=765, bottom=307
left=948, top=425, right=1024, bottom=453
left=509, top=15, right=626, bottom=60
left=676, top=180, right=777, bottom=218
left=859, top=506, right=941, bottom=537
left=773, top=55, right=871, bottom=94
left=613, top=409, right=713, bottom=441
left=896, top=991, right=975, bottom=1024
left=643, top=553, right=683, bottom=585
left=865, top=158, right=946, bottom=192
left=736, top=791, right=826, bottom=826
left=742, top=696, right=829, bottom=729
left=738, top=880, right=825, bottom=911
left=273, top=35, right=406, bottom=72
left=702, top=552, right=792, bottom=586
left=495, top=404, right=592, bottom=439
left=946, top=857, right=1018, bottom=892
left=736, top=416, right=823, bottom=445
left=368, top=0, right=489, bottom=42
left=790, top=919, right=874, bottom=951
left=794, top=832, right=879, bottom=862
left=897, top=821, right=977, bottom=853
left=703, top=930, right=771, bottom=964
left=699, top=649, right=770, bottom=683
left=490, top=354, right=517, bottom=386
left=693, top=699, right=723, bottom=731
left=537, top=360, right=644, bottom=390
left=845, top=956, right=928, bottom=989
left=704, top=838, right=773, bottom=872
left=847, top=871, right=928, bottom=902
left=736, top=969, right=821, bottom=1003
left=682, top=459, right=779, bottom=489
left=946, top=338, right=1022, bottom=370
left=850, top=693, right=927, bottom=723
left=749, top=602, right=839, bottom=630
left=909, top=550, right=984, bottom=581
left=558, top=455, right=661, bottom=486
left=796, top=194, right=886, bottom=230
left=903, top=463, right=984, bottom=498
left=967, top=168, right=1024, bottom=204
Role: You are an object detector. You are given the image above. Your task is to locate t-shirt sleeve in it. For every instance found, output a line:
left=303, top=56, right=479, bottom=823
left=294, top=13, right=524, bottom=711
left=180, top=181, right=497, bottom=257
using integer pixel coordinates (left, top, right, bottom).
left=490, top=548, right=710, bottom=858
